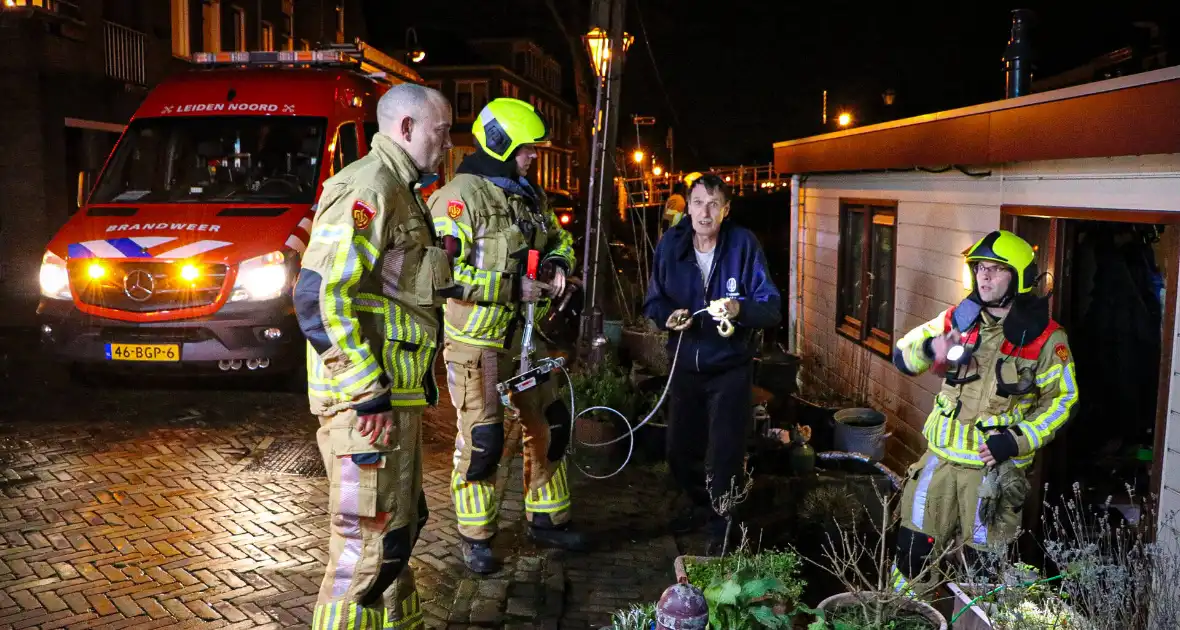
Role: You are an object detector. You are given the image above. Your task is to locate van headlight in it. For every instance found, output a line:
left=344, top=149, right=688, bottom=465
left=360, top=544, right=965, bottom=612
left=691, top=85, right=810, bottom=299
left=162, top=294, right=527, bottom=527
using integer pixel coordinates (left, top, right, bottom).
left=39, top=251, right=71, bottom=300
left=230, top=251, right=288, bottom=302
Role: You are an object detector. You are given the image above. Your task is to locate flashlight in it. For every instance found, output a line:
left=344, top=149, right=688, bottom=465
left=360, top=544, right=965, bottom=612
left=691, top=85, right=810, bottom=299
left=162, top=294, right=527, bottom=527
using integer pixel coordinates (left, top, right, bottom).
left=946, top=343, right=971, bottom=366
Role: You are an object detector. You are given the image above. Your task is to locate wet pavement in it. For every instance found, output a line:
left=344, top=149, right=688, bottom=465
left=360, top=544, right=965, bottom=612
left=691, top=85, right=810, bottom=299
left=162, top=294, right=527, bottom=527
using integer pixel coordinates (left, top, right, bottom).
left=0, top=329, right=679, bottom=629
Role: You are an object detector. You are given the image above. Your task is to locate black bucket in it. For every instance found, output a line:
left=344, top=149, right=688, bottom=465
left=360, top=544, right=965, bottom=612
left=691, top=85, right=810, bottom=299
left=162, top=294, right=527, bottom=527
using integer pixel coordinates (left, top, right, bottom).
left=789, top=394, right=840, bottom=453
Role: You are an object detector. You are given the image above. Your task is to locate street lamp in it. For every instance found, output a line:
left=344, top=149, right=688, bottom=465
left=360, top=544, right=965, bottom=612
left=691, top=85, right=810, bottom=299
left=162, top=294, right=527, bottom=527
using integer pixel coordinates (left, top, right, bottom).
left=584, top=27, right=634, bottom=79
left=652, top=165, right=663, bottom=176
left=405, top=28, right=426, bottom=65
left=632, top=149, right=645, bottom=164
left=837, top=112, right=853, bottom=127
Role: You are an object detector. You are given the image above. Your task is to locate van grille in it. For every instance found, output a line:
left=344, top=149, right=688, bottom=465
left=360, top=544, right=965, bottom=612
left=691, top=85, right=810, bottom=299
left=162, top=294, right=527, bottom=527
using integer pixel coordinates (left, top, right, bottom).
left=69, top=260, right=229, bottom=312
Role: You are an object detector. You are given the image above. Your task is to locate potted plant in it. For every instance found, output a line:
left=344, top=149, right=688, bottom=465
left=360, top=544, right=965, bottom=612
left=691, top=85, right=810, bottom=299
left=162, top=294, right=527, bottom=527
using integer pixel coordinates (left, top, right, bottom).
left=701, top=567, right=807, bottom=629
left=604, top=603, right=657, bottom=630
left=947, top=578, right=1080, bottom=629
left=1007, top=482, right=1180, bottom=629
left=560, top=353, right=651, bottom=470
left=620, top=316, right=670, bottom=376
left=670, top=531, right=811, bottom=629
left=674, top=529, right=807, bottom=609
left=806, top=486, right=950, bottom=629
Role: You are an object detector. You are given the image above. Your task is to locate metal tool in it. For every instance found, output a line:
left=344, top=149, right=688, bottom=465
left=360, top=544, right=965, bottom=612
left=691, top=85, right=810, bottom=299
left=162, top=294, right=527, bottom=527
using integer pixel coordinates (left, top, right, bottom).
left=496, top=356, right=566, bottom=410
left=519, top=249, right=541, bottom=375
left=498, top=249, right=545, bottom=412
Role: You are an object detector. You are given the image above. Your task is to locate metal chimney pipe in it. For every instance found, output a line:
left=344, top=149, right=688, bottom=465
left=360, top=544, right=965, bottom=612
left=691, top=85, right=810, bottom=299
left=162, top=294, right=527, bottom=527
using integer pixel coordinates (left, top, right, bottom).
left=1003, top=9, right=1036, bottom=98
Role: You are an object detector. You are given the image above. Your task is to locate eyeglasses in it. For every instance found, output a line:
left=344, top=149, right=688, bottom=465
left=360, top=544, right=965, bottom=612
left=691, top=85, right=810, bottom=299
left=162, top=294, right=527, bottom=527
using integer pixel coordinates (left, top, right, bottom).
left=974, top=263, right=1010, bottom=278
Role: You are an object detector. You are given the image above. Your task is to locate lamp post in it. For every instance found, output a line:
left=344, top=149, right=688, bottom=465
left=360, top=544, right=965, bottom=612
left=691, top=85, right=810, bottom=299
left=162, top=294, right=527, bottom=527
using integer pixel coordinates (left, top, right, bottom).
left=579, top=2, right=632, bottom=362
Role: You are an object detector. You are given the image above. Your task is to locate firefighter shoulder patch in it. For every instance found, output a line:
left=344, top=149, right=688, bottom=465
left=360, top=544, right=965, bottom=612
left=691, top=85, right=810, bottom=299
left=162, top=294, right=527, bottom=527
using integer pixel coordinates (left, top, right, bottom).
left=1054, top=343, right=1069, bottom=363
left=447, top=199, right=465, bottom=219
left=352, top=199, right=376, bottom=230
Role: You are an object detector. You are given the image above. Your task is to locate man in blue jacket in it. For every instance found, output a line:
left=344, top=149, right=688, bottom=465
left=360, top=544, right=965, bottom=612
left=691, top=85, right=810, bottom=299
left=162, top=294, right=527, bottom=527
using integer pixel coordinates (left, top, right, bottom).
left=643, top=173, right=782, bottom=553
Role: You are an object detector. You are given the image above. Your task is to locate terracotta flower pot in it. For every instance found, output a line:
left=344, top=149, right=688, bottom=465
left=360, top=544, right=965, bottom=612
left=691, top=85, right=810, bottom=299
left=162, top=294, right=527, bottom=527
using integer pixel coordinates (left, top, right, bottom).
left=673, top=555, right=709, bottom=585
left=816, top=591, right=947, bottom=630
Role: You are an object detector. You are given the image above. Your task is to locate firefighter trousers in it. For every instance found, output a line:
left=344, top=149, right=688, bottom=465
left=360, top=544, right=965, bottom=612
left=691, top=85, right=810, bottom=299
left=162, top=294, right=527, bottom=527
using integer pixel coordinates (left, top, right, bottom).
left=889, top=452, right=1028, bottom=597
left=312, top=408, right=427, bottom=630
left=444, top=337, right=573, bottom=542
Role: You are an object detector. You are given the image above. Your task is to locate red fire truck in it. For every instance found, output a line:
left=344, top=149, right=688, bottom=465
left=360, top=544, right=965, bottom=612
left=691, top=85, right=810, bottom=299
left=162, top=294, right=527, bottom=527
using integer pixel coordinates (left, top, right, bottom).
left=37, top=43, right=422, bottom=382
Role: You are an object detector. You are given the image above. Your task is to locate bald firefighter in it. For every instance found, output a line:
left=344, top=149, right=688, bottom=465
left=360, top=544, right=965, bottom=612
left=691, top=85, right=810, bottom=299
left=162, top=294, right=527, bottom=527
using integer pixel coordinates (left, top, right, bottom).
left=429, top=98, right=585, bottom=574
left=890, top=230, right=1079, bottom=596
left=295, top=83, right=453, bottom=629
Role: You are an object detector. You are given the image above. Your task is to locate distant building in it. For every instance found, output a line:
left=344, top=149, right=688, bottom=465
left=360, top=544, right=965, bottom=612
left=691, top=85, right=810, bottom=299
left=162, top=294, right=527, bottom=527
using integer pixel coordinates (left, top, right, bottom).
left=0, top=0, right=365, bottom=324
left=417, top=38, right=580, bottom=196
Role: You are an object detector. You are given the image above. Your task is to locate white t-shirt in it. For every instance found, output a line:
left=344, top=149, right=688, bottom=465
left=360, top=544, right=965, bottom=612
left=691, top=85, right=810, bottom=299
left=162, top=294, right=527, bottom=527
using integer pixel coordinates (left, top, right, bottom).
left=694, top=246, right=715, bottom=288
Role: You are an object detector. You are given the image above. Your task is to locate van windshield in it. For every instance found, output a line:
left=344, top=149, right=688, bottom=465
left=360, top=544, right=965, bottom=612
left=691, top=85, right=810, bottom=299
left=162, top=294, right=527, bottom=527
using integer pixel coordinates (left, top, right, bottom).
left=91, top=116, right=327, bottom=204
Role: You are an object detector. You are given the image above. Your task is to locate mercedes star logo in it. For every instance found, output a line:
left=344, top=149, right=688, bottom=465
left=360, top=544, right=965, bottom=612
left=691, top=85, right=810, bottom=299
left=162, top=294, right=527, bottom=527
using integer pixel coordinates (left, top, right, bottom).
left=122, top=269, right=155, bottom=302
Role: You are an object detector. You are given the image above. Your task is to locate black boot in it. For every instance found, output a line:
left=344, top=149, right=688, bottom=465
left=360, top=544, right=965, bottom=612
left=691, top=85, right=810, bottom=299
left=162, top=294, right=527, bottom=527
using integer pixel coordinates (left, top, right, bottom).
left=527, top=514, right=591, bottom=552
left=460, top=538, right=500, bottom=574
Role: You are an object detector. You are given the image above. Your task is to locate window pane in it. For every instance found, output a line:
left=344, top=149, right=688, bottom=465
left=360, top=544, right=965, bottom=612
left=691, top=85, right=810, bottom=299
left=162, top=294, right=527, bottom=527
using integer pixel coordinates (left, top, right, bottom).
left=868, top=215, right=895, bottom=338
left=456, top=84, right=473, bottom=120
left=474, top=82, right=489, bottom=115
left=91, top=116, right=327, bottom=204
left=840, top=210, right=866, bottom=326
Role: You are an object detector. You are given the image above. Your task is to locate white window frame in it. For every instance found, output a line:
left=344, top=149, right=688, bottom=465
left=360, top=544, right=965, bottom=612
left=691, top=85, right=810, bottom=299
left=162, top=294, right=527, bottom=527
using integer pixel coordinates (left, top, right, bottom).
left=171, top=0, right=191, bottom=58
left=261, top=21, right=274, bottom=51
left=202, top=0, right=220, bottom=53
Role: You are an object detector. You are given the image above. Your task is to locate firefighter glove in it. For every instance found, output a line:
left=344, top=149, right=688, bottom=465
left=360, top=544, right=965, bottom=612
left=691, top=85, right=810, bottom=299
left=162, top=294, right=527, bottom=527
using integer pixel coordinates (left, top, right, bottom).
left=984, top=430, right=1019, bottom=465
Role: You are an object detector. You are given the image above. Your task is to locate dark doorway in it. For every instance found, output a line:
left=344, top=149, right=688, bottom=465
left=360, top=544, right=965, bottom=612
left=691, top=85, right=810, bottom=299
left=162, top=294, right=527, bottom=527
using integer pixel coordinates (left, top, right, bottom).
left=1004, top=208, right=1178, bottom=533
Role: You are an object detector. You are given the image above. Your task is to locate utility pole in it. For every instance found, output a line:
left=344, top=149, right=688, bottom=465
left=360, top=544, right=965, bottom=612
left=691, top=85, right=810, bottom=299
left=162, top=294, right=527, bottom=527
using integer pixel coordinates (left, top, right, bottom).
left=580, top=0, right=629, bottom=363
left=666, top=127, right=674, bottom=176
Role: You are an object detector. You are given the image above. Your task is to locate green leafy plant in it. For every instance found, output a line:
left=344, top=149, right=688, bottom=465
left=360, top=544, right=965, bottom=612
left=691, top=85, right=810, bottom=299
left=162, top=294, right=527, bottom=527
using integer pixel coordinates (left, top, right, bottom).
left=684, top=543, right=805, bottom=608
left=703, top=567, right=805, bottom=629
left=606, top=602, right=656, bottom=630
left=560, top=353, right=650, bottom=417
left=809, top=602, right=934, bottom=630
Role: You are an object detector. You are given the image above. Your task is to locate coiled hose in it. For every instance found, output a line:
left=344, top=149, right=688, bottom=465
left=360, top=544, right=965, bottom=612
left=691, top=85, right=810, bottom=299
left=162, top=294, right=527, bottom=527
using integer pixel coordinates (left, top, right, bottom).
left=560, top=304, right=732, bottom=480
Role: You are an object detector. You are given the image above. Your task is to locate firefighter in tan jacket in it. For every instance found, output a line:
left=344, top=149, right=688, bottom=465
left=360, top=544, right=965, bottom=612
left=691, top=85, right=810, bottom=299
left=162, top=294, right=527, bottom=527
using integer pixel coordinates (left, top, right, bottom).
left=889, top=230, right=1079, bottom=597
left=294, top=84, right=453, bottom=630
left=429, top=98, right=583, bottom=574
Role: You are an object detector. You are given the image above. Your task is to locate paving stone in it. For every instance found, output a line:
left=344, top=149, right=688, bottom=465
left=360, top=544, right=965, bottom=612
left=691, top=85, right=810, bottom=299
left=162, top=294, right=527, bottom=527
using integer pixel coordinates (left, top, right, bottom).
left=475, top=579, right=508, bottom=601
left=467, top=598, right=504, bottom=626
left=0, top=336, right=683, bottom=630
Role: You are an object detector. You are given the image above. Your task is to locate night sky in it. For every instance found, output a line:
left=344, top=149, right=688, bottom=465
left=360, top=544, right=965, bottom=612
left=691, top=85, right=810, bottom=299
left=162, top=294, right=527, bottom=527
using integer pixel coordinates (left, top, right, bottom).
left=364, top=0, right=1179, bottom=170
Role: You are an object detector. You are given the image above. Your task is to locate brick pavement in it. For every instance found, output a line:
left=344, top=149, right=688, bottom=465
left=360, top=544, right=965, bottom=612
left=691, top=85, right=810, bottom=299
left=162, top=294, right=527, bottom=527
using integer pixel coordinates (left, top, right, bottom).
left=0, top=333, right=681, bottom=630
left=555, top=460, right=680, bottom=630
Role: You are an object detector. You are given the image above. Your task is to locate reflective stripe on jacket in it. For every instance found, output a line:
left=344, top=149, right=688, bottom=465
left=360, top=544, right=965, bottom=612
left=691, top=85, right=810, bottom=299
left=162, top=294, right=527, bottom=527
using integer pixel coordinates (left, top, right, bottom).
left=428, top=173, right=575, bottom=349
left=893, top=306, right=1079, bottom=468
left=295, top=134, right=451, bottom=416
